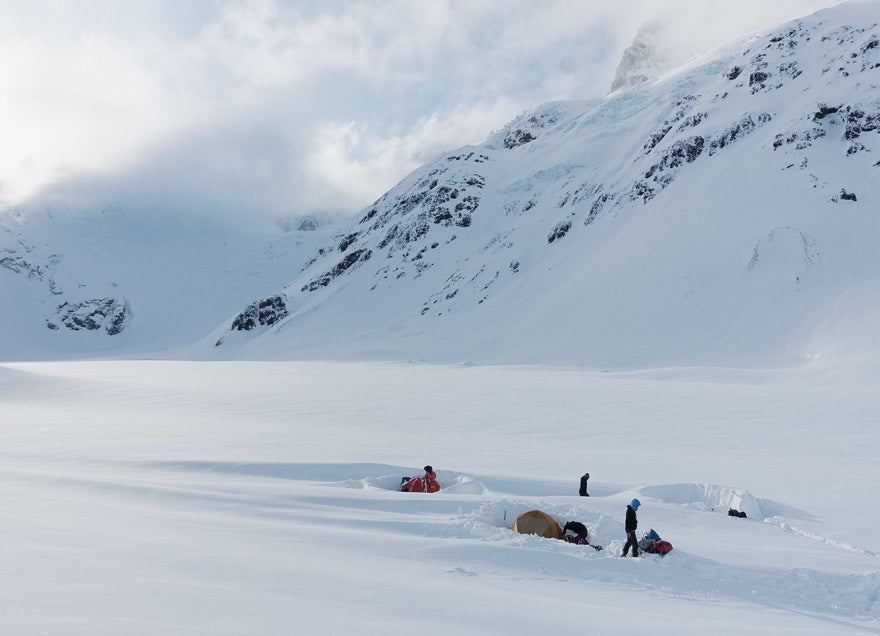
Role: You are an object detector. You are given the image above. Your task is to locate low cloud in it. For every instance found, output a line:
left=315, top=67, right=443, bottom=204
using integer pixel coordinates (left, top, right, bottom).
left=0, top=0, right=842, bottom=226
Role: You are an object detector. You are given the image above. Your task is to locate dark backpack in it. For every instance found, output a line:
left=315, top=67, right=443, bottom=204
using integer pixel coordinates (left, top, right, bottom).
left=563, top=521, right=589, bottom=544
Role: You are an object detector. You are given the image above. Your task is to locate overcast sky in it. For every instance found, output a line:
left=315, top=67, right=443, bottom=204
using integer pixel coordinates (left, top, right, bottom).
left=0, top=0, right=842, bottom=228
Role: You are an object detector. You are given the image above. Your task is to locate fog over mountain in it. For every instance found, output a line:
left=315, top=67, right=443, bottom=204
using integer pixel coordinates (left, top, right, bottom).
left=1, top=0, right=839, bottom=222
left=610, top=21, right=674, bottom=93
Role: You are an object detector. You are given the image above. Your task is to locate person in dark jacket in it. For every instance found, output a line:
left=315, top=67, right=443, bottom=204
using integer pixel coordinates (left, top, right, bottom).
left=579, top=472, right=590, bottom=496
left=621, top=498, right=641, bottom=557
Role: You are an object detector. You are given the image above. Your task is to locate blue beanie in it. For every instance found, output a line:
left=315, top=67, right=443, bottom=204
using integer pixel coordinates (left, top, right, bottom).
left=630, top=498, right=641, bottom=509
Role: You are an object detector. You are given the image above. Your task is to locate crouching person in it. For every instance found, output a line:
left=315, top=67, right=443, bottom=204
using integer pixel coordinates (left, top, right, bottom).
left=400, top=465, right=440, bottom=493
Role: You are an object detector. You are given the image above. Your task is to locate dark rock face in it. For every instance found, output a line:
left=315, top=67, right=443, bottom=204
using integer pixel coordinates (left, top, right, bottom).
left=0, top=253, right=44, bottom=279
left=296, top=217, right=320, bottom=231
left=48, top=298, right=130, bottom=335
left=3, top=230, right=132, bottom=336
left=642, top=96, right=699, bottom=153
left=502, top=112, right=559, bottom=149
left=708, top=114, right=767, bottom=155
left=777, top=99, right=880, bottom=158
left=301, top=249, right=373, bottom=292
left=631, top=109, right=769, bottom=204
left=231, top=295, right=289, bottom=331
left=547, top=220, right=572, bottom=243
left=503, top=129, right=535, bottom=149
left=813, top=105, right=841, bottom=120
left=749, top=70, right=770, bottom=89
left=645, top=136, right=706, bottom=179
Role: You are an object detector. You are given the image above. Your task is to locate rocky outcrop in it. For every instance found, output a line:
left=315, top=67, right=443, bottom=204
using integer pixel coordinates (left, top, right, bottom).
left=610, top=22, right=674, bottom=93
left=231, top=296, right=289, bottom=331
left=47, top=298, right=130, bottom=335
left=2, top=222, right=136, bottom=337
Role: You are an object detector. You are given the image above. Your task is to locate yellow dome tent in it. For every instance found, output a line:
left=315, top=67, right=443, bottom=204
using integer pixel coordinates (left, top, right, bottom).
left=510, top=509, right=563, bottom=539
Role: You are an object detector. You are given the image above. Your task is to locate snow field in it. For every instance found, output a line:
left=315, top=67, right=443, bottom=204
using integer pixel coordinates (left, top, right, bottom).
left=1, top=360, right=878, bottom=634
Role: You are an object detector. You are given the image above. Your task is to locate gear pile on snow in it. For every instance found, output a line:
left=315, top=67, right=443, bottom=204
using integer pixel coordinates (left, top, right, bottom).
left=638, top=528, right=674, bottom=555
left=510, top=511, right=603, bottom=550
left=399, top=466, right=440, bottom=493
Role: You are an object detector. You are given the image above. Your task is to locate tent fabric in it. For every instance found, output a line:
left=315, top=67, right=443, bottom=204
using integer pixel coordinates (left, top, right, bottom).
left=510, top=510, right=563, bottom=539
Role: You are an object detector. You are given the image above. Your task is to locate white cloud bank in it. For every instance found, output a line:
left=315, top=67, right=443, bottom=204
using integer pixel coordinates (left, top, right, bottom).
left=0, top=0, right=843, bottom=226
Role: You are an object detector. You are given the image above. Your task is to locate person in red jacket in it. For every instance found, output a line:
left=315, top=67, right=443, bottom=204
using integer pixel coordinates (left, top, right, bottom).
left=400, top=466, right=440, bottom=493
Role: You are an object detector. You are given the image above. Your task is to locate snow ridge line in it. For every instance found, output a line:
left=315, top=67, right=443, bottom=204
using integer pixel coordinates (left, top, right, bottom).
left=441, top=499, right=880, bottom=624
left=765, top=518, right=879, bottom=558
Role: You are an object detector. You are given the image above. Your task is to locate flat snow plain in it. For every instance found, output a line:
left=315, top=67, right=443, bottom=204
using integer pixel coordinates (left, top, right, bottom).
left=1, top=360, right=878, bottom=634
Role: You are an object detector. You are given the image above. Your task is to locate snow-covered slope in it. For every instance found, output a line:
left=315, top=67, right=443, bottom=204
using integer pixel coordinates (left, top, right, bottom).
left=206, top=2, right=880, bottom=370
left=0, top=210, right=335, bottom=360
left=2, top=359, right=878, bottom=633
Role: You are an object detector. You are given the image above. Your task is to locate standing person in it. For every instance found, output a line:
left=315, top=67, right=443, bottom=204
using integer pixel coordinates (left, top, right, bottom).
left=579, top=472, right=590, bottom=496
left=622, top=498, right=641, bottom=557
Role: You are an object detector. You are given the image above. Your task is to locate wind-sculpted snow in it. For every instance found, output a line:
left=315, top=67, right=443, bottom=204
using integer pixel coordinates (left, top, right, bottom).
left=77, top=458, right=880, bottom=627
left=640, top=483, right=775, bottom=520
left=284, top=467, right=880, bottom=623
left=211, top=3, right=880, bottom=369
left=3, top=359, right=879, bottom=632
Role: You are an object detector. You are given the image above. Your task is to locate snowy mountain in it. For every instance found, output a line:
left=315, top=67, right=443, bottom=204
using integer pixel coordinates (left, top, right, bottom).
left=206, top=2, right=880, bottom=370
left=0, top=209, right=335, bottom=360
left=3, top=6, right=880, bottom=630
left=2, top=2, right=878, bottom=370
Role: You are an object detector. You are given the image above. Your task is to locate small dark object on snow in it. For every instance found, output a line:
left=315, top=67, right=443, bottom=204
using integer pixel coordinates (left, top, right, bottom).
left=563, top=521, right=588, bottom=542
left=579, top=472, right=590, bottom=496
left=401, top=476, right=411, bottom=485
left=728, top=508, right=748, bottom=518
left=563, top=521, right=603, bottom=550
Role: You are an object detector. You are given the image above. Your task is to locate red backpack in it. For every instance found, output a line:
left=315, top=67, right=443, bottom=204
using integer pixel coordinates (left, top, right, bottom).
left=652, top=540, right=673, bottom=554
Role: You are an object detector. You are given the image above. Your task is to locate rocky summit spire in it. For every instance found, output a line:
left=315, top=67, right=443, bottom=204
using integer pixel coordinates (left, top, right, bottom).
left=610, top=21, right=675, bottom=93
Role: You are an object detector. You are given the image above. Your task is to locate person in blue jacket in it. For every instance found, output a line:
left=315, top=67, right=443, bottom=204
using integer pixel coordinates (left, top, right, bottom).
left=622, top=499, right=641, bottom=557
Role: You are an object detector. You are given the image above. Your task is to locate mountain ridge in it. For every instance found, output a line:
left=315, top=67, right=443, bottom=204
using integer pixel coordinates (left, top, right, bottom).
left=1, top=2, right=878, bottom=370
left=0, top=209, right=336, bottom=360
left=203, top=2, right=880, bottom=370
